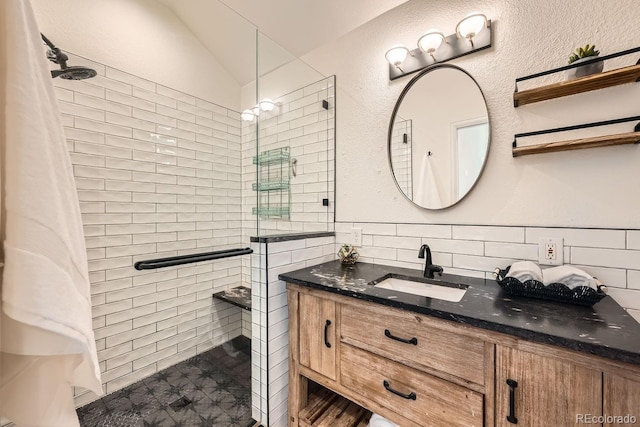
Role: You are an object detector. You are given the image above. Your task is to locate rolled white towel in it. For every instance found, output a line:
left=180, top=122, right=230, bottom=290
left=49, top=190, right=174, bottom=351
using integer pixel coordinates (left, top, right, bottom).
left=542, top=265, right=597, bottom=290
left=505, top=261, right=543, bottom=282
left=369, top=413, right=400, bottom=427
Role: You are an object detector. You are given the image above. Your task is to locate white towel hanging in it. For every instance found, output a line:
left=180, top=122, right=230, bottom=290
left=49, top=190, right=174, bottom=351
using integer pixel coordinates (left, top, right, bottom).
left=0, top=0, right=103, bottom=425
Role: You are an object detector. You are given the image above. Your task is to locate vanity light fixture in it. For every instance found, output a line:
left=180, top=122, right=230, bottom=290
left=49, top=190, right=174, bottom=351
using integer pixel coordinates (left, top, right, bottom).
left=385, top=13, right=492, bottom=80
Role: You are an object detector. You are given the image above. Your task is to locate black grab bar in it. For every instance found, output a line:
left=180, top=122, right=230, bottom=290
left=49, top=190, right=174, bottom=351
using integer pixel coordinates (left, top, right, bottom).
left=134, top=247, right=253, bottom=270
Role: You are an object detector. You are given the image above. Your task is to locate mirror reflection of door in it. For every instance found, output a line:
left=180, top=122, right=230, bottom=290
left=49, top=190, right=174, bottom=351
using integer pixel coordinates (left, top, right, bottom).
left=451, top=119, right=489, bottom=200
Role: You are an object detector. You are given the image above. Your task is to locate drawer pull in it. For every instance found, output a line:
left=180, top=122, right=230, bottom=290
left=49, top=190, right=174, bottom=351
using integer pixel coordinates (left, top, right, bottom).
left=383, top=380, right=417, bottom=400
left=506, top=379, right=518, bottom=424
left=324, top=319, right=332, bottom=348
left=384, top=329, right=418, bottom=345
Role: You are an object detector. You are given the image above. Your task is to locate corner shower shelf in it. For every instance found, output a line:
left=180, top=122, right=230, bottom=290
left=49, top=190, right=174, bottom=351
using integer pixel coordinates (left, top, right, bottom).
left=512, top=131, right=640, bottom=157
left=252, top=180, right=290, bottom=192
left=513, top=46, right=640, bottom=107
left=252, top=206, right=290, bottom=217
left=252, top=147, right=290, bottom=165
left=253, top=146, right=291, bottom=219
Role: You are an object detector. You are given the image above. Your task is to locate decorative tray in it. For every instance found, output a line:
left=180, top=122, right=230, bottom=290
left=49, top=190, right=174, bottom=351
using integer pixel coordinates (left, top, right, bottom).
left=494, top=266, right=607, bottom=306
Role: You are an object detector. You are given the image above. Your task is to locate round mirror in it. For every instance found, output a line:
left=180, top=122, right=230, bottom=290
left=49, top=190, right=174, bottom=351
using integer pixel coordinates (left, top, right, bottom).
left=388, top=64, right=490, bottom=210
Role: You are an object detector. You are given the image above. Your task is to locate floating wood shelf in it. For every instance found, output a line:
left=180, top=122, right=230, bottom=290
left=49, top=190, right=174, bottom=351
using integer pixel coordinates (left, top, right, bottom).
left=299, top=388, right=372, bottom=427
left=512, top=131, right=640, bottom=157
left=514, top=64, right=640, bottom=107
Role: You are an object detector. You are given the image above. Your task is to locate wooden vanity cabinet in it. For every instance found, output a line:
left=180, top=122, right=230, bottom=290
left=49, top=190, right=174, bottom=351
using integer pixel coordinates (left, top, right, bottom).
left=603, top=373, right=640, bottom=427
left=288, top=285, right=491, bottom=427
left=298, top=292, right=337, bottom=381
left=495, top=345, right=602, bottom=427
left=288, top=284, right=640, bottom=427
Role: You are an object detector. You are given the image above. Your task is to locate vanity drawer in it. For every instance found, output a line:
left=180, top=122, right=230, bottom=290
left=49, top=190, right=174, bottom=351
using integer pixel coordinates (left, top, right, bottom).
left=340, top=344, right=484, bottom=427
left=341, top=302, right=485, bottom=385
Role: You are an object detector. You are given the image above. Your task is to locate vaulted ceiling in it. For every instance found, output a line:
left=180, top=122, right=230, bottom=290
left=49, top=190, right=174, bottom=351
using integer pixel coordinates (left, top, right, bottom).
left=155, top=0, right=409, bottom=85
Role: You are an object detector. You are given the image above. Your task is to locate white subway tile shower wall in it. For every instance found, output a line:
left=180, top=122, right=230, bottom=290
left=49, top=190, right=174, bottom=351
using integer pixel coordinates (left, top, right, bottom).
left=335, top=222, right=640, bottom=322
left=241, top=76, right=336, bottom=241
left=250, top=236, right=336, bottom=426
left=53, top=54, right=247, bottom=406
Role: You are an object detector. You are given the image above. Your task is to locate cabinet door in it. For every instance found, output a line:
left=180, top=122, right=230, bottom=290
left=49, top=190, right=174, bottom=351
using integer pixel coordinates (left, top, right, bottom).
left=604, top=373, right=640, bottom=427
left=496, top=345, right=602, bottom=427
left=299, top=293, right=337, bottom=380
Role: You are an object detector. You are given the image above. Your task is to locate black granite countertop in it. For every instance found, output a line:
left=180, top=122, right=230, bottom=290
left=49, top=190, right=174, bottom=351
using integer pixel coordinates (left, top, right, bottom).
left=279, top=260, right=640, bottom=366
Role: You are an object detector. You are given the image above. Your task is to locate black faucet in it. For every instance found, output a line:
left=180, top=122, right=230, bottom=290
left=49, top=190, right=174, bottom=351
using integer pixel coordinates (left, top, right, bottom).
left=418, top=244, right=443, bottom=279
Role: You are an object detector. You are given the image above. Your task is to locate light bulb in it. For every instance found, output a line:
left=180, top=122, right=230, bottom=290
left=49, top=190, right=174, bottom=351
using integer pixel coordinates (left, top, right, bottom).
left=259, top=98, right=275, bottom=112
left=385, top=46, right=409, bottom=67
left=418, top=30, right=445, bottom=54
left=456, top=13, right=487, bottom=40
left=241, top=109, right=254, bottom=122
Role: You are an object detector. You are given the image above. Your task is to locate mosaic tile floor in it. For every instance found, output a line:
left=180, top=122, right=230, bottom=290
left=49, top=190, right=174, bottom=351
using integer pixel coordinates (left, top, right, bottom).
left=77, top=336, right=255, bottom=427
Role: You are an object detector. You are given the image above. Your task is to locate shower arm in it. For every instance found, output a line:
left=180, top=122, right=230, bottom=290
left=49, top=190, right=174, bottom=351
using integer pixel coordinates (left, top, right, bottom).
left=40, top=33, right=55, bottom=50
left=41, top=33, right=68, bottom=68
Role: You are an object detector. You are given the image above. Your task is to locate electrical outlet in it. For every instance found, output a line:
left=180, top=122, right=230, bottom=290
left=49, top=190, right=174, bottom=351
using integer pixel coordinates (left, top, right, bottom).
left=538, top=237, right=563, bottom=266
left=351, top=228, right=362, bottom=247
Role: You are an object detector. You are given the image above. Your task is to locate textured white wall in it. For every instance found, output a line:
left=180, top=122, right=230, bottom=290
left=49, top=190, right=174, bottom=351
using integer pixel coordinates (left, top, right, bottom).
left=303, top=0, right=640, bottom=228
left=30, top=0, right=242, bottom=110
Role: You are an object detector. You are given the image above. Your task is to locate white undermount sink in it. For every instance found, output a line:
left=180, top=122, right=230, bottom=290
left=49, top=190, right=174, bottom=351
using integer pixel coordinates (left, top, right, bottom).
left=374, top=276, right=467, bottom=302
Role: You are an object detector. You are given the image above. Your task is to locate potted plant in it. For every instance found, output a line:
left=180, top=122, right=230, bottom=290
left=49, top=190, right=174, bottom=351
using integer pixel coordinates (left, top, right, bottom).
left=568, top=44, right=604, bottom=78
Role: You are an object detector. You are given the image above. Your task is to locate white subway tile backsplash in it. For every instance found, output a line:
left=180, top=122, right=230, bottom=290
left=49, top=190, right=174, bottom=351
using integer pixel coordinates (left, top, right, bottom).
left=397, top=224, right=451, bottom=239
left=373, top=235, right=421, bottom=249
left=453, top=225, right=525, bottom=243
left=629, top=270, right=640, bottom=290
left=526, top=227, right=626, bottom=249
left=484, top=242, right=537, bottom=260
left=628, top=231, right=640, bottom=250
left=572, top=247, right=640, bottom=269
left=335, top=221, right=640, bottom=313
